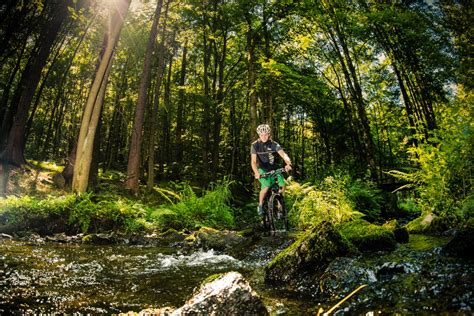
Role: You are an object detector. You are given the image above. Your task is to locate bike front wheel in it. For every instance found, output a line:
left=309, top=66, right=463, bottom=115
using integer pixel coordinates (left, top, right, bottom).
left=268, top=194, right=289, bottom=232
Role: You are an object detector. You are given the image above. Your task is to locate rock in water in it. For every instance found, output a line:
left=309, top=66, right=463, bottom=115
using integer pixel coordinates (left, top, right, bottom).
left=172, top=272, right=268, bottom=315
left=265, top=221, right=355, bottom=285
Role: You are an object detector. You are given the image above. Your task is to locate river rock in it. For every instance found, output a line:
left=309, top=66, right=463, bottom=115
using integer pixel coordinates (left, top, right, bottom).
left=338, top=219, right=397, bottom=251
left=405, top=212, right=459, bottom=235
left=265, top=221, right=355, bottom=285
left=171, top=271, right=268, bottom=315
left=184, top=227, right=246, bottom=251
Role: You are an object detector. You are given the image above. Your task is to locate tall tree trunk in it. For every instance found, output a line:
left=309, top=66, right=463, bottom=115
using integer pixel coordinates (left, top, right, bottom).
left=147, top=0, right=170, bottom=188
left=0, top=0, right=72, bottom=167
left=211, top=30, right=227, bottom=176
left=126, top=0, right=164, bottom=192
left=175, top=40, right=188, bottom=165
left=201, top=3, right=211, bottom=183
left=246, top=15, right=257, bottom=142
left=262, top=1, right=273, bottom=128
left=325, top=20, right=375, bottom=171
left=72, top=0, right=131, bottom=193
left=0, top=39, right=27, bottom=139
left=163, top=53, right=174, bottom=176
left=105, top=61, right=128, bottom=172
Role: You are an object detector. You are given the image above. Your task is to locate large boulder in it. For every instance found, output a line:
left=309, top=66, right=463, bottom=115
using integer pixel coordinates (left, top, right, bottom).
left=265, top=221, right=355, bottom=285
left=171, top=272, right=268, bottom=315
left=338, top=219, right=397, bottom=252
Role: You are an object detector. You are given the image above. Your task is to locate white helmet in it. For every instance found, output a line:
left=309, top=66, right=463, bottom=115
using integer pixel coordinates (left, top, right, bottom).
left=256, top=124, right=271, bottom=135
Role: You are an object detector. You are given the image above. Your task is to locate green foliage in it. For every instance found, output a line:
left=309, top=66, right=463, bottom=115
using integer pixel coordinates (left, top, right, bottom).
left=149, top=180, right=235, bottom=230
left=387, top=95, right=473, bottom=218
left=68, top=194, right=153, bottom=233
left=285, top=176, right=363, bottom=230
left=0, top=194, right=76, bottom=222
left=346, top=179, right=382, bottom=221
left=0, top=178, right=235, bottom=234
left=459, top=194, right=474, bottom=220
left=397, top=197, right=421, bottom=216
left=0, top=193, right=154, bottom=234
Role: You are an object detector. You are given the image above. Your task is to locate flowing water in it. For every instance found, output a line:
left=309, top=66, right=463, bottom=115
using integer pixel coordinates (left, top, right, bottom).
left=0, top=234, right=472, bottom=314
left=0, top=240, right=265, bottom=314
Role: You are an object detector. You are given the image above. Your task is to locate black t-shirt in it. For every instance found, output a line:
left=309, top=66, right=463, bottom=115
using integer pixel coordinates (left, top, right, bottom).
left=251, top=140, right=282, bottom=172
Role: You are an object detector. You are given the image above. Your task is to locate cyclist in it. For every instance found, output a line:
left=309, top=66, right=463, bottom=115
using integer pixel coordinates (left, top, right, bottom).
left=251, top=124, right=292, bottom=217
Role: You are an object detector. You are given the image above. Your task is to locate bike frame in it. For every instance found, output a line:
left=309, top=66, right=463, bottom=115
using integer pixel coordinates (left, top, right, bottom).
left=260, top=168, right=289, bottom=232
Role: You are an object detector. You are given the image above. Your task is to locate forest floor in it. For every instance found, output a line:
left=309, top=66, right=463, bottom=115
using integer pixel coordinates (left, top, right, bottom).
left=4, top=161, right=66, bottom=197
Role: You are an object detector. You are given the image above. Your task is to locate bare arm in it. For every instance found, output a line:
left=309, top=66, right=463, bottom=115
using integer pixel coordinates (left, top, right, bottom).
left=251, top=153, right=260, bottom=179
left=278, top=149, right=292, bottom=171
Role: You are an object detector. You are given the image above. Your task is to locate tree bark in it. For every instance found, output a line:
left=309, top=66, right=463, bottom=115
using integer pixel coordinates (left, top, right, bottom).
left=0, top=0, right=72, bottom=167
left=146, top=0, right=169, bottom=188
left=246, top=15, right=258, bottom=142
left=201, top=3, right=211, bottom=184
left=175, top=40, right=188, bottom=165
left=126, top=0, right=164, bottom=192
left=72, top=0, right=131, bottom=193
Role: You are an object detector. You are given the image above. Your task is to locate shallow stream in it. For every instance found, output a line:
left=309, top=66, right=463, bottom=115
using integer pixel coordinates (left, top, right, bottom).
left=0, top=234, right=472, bottom=314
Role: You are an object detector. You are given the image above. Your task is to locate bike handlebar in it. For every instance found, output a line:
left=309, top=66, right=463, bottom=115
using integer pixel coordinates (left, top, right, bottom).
left=259, top=168, right=287, bottom=179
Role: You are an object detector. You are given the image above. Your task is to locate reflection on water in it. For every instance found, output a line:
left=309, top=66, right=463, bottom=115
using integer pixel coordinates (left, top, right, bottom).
left=0, top=240, right=258, bottom=314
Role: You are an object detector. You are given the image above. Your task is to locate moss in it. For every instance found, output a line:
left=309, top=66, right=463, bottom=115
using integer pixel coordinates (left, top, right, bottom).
left=200, top=273, right=224, bottom=287
left=159, top=228, right=185, bottom=243
left=198, top=226, right=219, bottom=234
left=406, top=212, right=460, bottom=235
left=338, top=219, right=396, bottom=252
left=265, top=221, right=355, bottom=284
left=383, top=220, right=409, bottom=243
left=407, top=234, right=450, bottom=251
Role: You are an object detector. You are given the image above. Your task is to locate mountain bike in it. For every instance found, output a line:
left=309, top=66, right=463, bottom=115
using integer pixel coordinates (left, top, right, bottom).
left=260, top=168, right=289, bottom=233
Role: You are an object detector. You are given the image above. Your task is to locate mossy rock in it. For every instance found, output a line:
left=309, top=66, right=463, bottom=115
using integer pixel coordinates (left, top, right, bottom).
left=264, top=221, right=355, bottom=284
left=185, top=227, right=245, bottom=251
left=338, top=219, right=397, bottom=252
left=406, top=212, right=459, bottom=235
left=159, top=228, right=185, bottom=244
left=442, top=218, right=474, bottom=260
left=383, top=219, right=409, bottom=243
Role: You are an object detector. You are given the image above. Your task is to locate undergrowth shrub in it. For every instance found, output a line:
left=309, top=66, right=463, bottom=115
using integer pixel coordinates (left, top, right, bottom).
left=285, top=176, right=362, bottom=230
left=346, top=179, right=382, bottom=221
left=387, top=95, right=473, bottom=219
left=149, top=180, right=234, bottom=230
left=0, top=193, right=153, bottom=234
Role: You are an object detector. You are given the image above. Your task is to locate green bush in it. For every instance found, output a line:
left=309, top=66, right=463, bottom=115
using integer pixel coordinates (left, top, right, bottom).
left=346, top=179, right=382, bottom=221
left=149, top=180, right=235, bottom=230
left=459, top=194, right=474, bottom=220
left=387, top=95, right=473, bottom=219
left=397, top=196, right=421, bottom=216
left=285, top=176, right=362, bottom=230
left=0, top=193, right=155, bottom=234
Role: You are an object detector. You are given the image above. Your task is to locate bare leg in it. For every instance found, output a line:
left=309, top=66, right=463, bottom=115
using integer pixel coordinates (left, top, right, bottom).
left=259, top=187, right=270, bottom=205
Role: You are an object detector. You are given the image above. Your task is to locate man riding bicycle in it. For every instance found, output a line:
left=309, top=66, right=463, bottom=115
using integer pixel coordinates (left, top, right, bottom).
left=251, top=124, right=292, bottom=217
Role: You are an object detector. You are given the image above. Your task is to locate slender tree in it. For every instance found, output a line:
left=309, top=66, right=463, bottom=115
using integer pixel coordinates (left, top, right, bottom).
left=72, top=0, right=131, bottom=193
left=126, top=0, right=164, bottom=192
